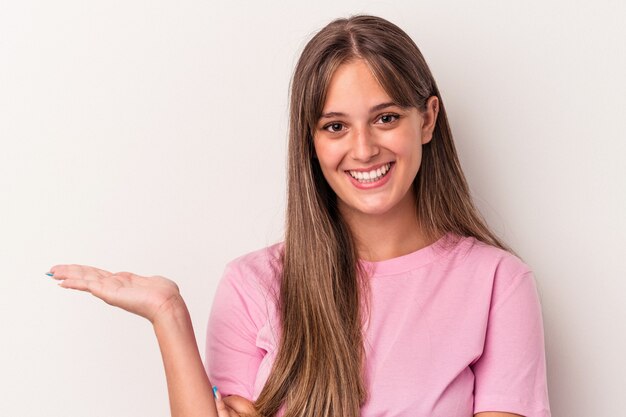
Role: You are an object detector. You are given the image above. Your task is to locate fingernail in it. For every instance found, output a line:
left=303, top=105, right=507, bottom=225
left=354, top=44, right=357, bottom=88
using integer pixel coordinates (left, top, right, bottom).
left=212, top=386, right=220, bottom=400
left=45, top=272, right=54, bottom=277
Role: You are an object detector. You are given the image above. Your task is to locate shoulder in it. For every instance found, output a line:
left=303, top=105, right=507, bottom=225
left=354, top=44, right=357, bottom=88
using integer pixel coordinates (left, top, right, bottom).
left=460, top=236, right=532, bottom=278
left=451, top=236, right=538, bottom=304
left=221, top=242, right=284, bottom=299
left=226, top=242, right=284, bottom=277
left=210, top=243, right=284, bottom=327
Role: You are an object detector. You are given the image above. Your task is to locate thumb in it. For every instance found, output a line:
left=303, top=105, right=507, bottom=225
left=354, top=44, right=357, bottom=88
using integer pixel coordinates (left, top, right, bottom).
left=222, top=394, right=257, bottom=416
left=213, top=386, right=230, bottom=416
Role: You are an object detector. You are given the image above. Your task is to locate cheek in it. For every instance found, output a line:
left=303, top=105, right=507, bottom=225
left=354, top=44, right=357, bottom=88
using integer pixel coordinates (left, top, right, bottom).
left=313, top=140, right=343, bottom=171
left=384, top=130, right=422, bottom=160
left=409, top=145, right=424, bottom=170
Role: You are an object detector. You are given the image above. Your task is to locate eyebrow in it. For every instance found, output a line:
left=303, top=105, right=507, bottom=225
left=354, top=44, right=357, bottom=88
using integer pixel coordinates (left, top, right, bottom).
left=319, top=102, right=399, bottom=119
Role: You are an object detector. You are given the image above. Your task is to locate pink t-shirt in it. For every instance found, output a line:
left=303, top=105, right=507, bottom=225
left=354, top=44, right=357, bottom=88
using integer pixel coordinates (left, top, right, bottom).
left=205, top=233, right=551, bottom=417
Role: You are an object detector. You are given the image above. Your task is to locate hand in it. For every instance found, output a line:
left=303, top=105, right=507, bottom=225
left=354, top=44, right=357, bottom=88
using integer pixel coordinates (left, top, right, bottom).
left=47, top=264, right=183, bottom=324
left=214, top=389, right=257, bottom=417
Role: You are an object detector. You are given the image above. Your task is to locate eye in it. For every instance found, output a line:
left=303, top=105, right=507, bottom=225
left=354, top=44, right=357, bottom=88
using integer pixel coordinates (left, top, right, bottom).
left=376, top=113, right=400, bottom=124
left=323, top=122, right=345, bottom=133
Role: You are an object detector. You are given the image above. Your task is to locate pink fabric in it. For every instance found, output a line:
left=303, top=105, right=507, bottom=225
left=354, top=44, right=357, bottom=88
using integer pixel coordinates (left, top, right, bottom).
left=205, top=233, right=551, bottom=417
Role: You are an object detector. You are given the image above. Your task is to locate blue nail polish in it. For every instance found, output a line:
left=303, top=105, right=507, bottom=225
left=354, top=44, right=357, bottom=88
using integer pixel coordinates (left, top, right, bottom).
left=212, top=386, right=218, bottom=398
left=45, top=272, right=54, bottom=277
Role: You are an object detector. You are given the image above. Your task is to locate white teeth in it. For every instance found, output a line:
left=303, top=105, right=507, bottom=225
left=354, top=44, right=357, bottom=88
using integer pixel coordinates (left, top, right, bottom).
left=348, top=163, right=392, bottom=183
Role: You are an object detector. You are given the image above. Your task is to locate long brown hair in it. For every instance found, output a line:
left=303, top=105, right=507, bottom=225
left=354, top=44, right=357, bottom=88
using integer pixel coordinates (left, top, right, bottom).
left=253, top=14, right=513, bottom=417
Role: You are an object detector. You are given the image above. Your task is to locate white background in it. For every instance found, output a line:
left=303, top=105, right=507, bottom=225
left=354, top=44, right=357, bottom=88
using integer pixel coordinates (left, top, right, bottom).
left=1, top=1, right=624, bottom=416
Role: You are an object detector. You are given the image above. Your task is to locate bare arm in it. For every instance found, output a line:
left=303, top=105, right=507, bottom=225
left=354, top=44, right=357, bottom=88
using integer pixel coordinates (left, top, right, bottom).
left=47, top=264, right=254, bottom=417
left=152, top=295, right=218, bottom=417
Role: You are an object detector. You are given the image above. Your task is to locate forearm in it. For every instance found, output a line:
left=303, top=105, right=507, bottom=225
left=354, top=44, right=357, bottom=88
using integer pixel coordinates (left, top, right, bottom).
left=153, top=296, right=217, bottom=417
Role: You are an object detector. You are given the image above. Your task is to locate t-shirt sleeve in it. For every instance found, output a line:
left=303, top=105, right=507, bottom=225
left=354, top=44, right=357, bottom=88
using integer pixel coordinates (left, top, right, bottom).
left=471, top=270, right=551, bottom=417
left=204, top=261, right=268, bottom=399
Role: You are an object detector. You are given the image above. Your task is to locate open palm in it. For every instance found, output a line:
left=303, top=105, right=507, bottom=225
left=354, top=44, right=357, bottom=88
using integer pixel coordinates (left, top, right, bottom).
left=48, top=264, right=182, bottom=323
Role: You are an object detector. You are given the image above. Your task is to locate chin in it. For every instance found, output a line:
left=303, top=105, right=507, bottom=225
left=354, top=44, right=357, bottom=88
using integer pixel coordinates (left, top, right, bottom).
left=349, top=202, right=395, bottom=217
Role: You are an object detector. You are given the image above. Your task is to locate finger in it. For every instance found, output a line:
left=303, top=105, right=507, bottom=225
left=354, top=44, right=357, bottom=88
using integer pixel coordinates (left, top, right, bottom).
left=111, top=272, right=167, bottom=289
left=110, top=271, right=141, bottom=285
left=51, top=267, right=100, bottom=282
left=49, top=264, right=111, bottom=279
left=217, top=401, right=239, bottom=417
left=222, top=395, right=256, bottom=415
left=213, top=387, right=231, bottom=417
left=215, top=397, right=231, bottom=417
left=90, top=266, right=113, bottom=276
left=58, top=278, right=100, bottom=293
left=49, top=264, right=111, bottom=281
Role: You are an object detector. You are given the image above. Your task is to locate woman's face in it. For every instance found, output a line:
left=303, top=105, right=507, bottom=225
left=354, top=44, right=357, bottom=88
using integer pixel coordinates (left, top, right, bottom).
left=313, top=59, right=438, bottom=220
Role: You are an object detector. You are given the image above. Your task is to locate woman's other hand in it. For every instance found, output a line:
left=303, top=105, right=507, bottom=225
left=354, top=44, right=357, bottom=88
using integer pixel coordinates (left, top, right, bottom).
left=214, top=388, right=257, bottom=417
left=47, top=264, right=182, bottom=324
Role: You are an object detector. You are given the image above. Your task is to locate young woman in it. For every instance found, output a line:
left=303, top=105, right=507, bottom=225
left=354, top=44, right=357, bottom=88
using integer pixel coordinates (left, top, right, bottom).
left=47, top=15, right=550, bottom=417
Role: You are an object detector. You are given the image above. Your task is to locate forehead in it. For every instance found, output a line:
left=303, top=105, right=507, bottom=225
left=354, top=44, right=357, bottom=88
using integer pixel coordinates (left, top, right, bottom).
left=322, top=59, right=393, bottom=112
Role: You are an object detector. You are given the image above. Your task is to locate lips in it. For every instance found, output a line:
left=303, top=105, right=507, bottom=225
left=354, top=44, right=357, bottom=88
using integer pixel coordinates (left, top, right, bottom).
left=345, top=162, right=395, bottom=189
left=347, top=162, right=392, bottom=183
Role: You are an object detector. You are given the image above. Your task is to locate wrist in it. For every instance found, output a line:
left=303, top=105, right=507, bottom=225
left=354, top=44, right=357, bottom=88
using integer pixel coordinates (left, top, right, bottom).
left=152, top=294, right=189, bottom=328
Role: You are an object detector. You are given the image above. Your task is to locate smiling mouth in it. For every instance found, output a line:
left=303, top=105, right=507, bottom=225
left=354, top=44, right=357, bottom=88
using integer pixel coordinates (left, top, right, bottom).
left=347, top=162, right=393, bottom=183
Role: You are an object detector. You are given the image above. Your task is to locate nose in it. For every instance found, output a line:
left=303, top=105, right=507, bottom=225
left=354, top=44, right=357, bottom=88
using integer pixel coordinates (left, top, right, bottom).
left=350, top=126, right=380, bottom=162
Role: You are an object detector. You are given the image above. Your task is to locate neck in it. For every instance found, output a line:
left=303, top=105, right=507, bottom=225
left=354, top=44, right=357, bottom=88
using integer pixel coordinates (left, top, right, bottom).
left=340, top=193, right=432, bottom=262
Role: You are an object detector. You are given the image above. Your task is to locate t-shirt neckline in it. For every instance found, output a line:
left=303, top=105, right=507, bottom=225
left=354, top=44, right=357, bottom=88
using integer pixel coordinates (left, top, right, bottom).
left=358, top=232, right=464, bottom=276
